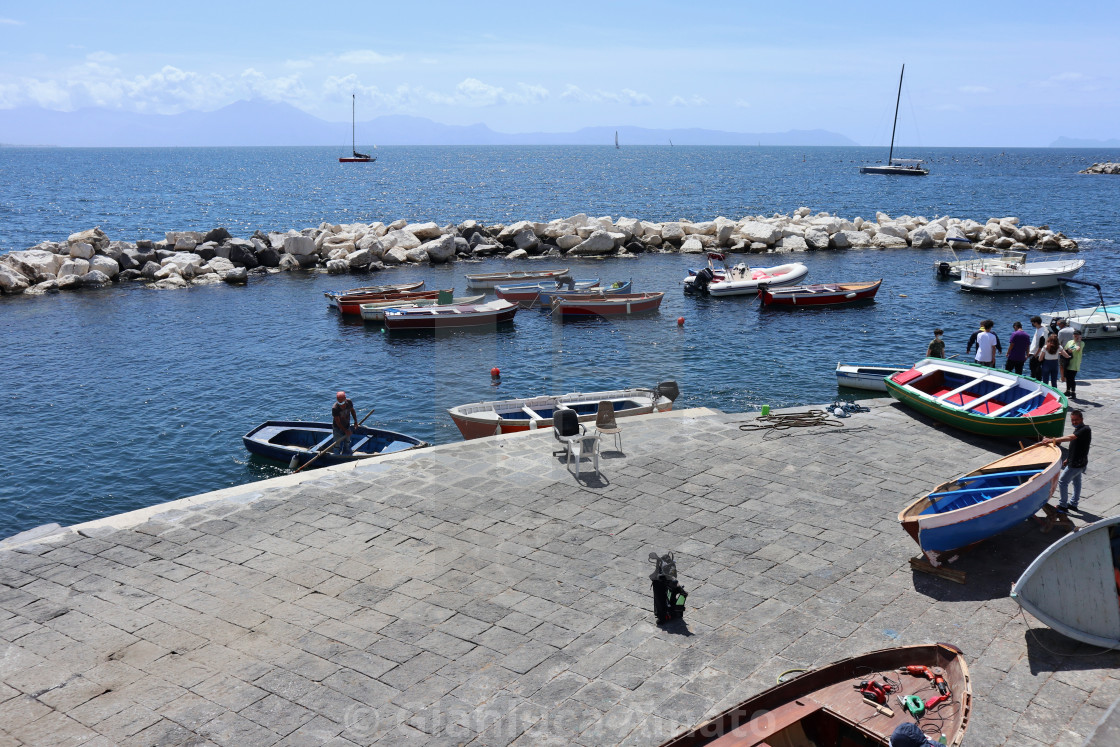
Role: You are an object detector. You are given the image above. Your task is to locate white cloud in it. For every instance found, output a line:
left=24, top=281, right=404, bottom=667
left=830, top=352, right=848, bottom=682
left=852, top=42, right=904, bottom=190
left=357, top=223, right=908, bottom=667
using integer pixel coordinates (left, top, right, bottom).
left=423, top=78, right=550, bottom=107
left=958, top=85, right=992, bottom=94
left=670, top=95, right=708, bottom=107
left=561, top=85, right=652, bottom=106
left=0, top=17, right=24, bottom=25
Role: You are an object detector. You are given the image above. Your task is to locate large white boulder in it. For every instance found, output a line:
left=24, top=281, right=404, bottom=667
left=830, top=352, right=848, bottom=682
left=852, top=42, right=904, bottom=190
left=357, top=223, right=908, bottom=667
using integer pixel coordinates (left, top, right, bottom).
left=25, top=279, right=59, bottom=295
left=81, top=269, right=113, bottom=287
left=505, top=249, right=528, bottom=260
left=68, top=227, right=109, bottom=252
left=88, top=255, right=120, bottom=278
left=283, top=235, right=316, bottom=256
left=161, top=252, right=203, bottom=271
left=838, top=230, right=873, bottom=248
left=382, top=247, right=409, bottom=265
left=57, top=258, right=90, bottom=278
left=680, top=238, right=705, bottom=254
left=405, top=222, right=442, bottom=240
left=616, top=217, right=643, bottom=238
left=278, top=254, right=301, bottom=271
left=872, top=233, right=908, bottom=249
left=512, top=228, right=540, bottom=252
left=661, top=222, right=685, bottom=242
left=4, top=249, right=63, bottom=281
left=738, top=220, right=782, bottom=245
left=909, top=226, right=935, bottom=249
left=804, top=228, right=830, bottom=250
left=556, top=235, right=582, bottom=251
left=346, top=248, right=373, bottom=269
left=382, top=230, right=421, bottom=251
left=0, top=264, right=29, bottom=293
left=424, top=235, right=456, bottom=264
left=640, top=221, right=662, bottom=238
left=149, top=275, right=189, bottom=290
left=69, top=242, right=95, bottom=260
left=877, top=223, right=910, bottom=240
left=206, top=256, right=236, bottom=274
left=777, top=236, right=809, bottom=252
left=174, top=236, right=198, bottom=252
left=405, top=247, right=429, bottom=263
left=714, top=221, right=735, bottom=246
left=326, top=259, right=349, bottom=274
left=569, top=230, right=617, bottom=256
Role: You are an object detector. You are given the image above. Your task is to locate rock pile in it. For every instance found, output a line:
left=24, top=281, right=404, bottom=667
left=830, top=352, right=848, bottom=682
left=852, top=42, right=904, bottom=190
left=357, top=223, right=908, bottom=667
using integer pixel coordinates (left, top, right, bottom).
left=1080, top=162, right=1120, bottom=175
left=0, top=211, right=1080, bottom=295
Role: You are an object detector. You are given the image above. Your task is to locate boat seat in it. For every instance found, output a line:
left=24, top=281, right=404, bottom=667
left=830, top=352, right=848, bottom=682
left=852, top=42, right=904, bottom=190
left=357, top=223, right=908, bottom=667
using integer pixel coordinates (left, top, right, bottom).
left=893, top=368, right=924, bottom=386
left=1023, top=398, right=1062, bottom=417
left=521, top=406, right=542, bottom=419
left=990, top=390, right=1047, bottom=417
left=312, top=435, right=335, bottom=451
left=959, top=382, right=1016, bottom=412
left=956, top=469, right=1042, bottom=483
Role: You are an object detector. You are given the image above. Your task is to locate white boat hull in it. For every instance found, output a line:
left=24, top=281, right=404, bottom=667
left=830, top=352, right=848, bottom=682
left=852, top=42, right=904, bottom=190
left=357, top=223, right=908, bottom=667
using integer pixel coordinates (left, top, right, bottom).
left=684, top=262, right=809, bottom=296
left=1040, top=306, right=1120, bottom=339
left=835, top=363, right=906, bottom=392
left=957, top=259, right=1085, bottom=292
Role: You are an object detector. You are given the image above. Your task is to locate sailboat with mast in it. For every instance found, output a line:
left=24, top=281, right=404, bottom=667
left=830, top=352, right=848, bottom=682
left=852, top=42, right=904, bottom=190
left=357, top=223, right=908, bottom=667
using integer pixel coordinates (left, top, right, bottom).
left=339, top=94, right=375, bottom=163
left=860, top=65, right=927, bottom=176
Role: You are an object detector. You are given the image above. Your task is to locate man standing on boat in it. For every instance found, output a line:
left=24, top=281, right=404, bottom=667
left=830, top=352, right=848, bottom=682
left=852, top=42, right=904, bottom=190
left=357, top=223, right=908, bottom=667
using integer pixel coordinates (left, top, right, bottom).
left=1028, top=316, right=1047, bottom=380
left=332, top=391, right=358, bottom=455
left=1046, top=409, right=1091, bottom=513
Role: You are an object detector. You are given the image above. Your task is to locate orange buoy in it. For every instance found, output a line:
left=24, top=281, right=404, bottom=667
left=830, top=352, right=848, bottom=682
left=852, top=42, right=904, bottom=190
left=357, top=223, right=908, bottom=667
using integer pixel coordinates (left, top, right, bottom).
left=676, top=316, right=685, bottom=327
left=490, top=367, right=501, bottom=378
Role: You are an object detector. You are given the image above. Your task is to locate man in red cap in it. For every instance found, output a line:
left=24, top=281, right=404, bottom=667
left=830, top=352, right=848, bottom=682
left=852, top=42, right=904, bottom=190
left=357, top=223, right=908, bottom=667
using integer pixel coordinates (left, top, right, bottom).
left=332, top=391, right=358, bottom=455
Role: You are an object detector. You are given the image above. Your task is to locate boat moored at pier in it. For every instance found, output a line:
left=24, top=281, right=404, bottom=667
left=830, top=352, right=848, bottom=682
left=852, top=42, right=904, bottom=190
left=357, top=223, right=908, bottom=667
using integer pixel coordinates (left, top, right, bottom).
left=243, top=421, right=428, bottom=468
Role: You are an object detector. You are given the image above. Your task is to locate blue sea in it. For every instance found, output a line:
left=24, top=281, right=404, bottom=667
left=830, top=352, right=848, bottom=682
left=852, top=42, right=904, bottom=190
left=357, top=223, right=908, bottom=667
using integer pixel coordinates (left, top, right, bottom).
left=2, top=145, right=1119, bottom=538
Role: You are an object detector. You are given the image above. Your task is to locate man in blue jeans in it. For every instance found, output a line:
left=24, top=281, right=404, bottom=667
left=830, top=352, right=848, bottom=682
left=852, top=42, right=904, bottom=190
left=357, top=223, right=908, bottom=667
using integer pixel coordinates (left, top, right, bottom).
left=1044, top=409, right=1091, bottom=512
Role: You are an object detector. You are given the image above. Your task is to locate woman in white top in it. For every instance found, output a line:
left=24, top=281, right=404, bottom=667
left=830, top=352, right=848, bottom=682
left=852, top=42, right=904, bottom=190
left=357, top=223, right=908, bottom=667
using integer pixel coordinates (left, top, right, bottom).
left=1037, top=333, right=1069, bottom=388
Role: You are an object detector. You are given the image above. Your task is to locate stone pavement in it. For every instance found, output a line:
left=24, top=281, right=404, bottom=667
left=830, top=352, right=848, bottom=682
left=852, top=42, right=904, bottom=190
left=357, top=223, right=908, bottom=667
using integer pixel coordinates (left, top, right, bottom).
left=2, top=381, right=1119, bottom=746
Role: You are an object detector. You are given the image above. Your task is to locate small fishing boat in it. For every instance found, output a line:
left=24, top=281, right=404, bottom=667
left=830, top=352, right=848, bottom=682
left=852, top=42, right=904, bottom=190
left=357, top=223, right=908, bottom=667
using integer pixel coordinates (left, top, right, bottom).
left=1012, top=515, right=1120, bottom=648
left=494, top=278, right=600, bottom=305
left=243, top=421, right=427, bottom=468
left=464, top=268, right=571, bottom=289
left=550, top=291, right=664, bottom=316
left=956, top=254, right=1085, bottom=292
left=339, top=94, right=376, bottom=163
left=324, top=280, right=424, bottom=300
left=333, top=289, right=449, bottom=316
left=359, top=294, right=484, bottom=322
left=448, top=382, right=679, bottom=439
left=537, top=279, right=630, bottom=304
left=835, top=362, right=907, bottom=392
left=899, top=441, right=1062, bottom=560
left=684, top=253, right=808, bottom=296
left=859, top=65, right=929, bottom=177
left=885, top=358, right=1067, bottom=438
left=659, top=643, right=971, bottom=746
left=383, top=299, right=518, bottom=330
left=760, top=279, right=882, bottom=307
left=1040, top=278, right=1120, bottom=339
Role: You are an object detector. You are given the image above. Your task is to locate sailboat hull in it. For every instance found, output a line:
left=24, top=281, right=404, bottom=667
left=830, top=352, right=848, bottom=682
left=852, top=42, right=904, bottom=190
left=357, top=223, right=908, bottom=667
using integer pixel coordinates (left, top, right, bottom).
left=859, top=165, right=928, bottom=176
left=339, top=157, right=375, bottom=163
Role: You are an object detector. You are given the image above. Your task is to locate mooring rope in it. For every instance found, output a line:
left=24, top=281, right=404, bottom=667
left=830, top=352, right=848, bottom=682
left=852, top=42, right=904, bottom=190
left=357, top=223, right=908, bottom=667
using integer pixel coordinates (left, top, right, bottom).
left=737, top=409, right=845, bottom=432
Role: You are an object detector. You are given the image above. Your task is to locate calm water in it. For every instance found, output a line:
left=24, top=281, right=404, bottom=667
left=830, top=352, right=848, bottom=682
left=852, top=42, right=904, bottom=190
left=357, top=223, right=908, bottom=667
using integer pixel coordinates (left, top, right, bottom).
left=2, top=145, right=1119, bottom=538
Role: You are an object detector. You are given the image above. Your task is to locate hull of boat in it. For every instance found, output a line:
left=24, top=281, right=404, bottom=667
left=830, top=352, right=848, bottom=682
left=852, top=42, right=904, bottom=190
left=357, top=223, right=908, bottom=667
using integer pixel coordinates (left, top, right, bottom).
left=465, top=268, right=570, bottom=289
left=957, top=259, right=1085, bottom=292
left=383, top=300, right=518, bottom=330
left=339, top=157, right=375, bottom=163
left=335, top=290, right=447, bottom=315
left=1012, top=515, right=1120, bottom=648
left=834, top=362, right=906, bottom=392
left=859, top=165, right=928, bottom=175
left=551, top=292, right=663, bottom=316
left=1040, top=306, right=1120, bottom=339
left=658, top=643, right=971, bottom=747
left=537, top=280, right=630, bottom=305
left=761, top=279, right=881, bottom=306
left=325, top=281, right=424, bottom=300
left=885, top=358, right=1067, bottom=438
left=684, top=263, right=809, bottom=296
left=899, top=442, right=1061, bottom=553
left=359, top=295, right=484, bottom=322
left=494, top=279, right=600, bottom=304
left=448, top=388, right=674, bottom=440
left=243, top=421, right=428, bottom=468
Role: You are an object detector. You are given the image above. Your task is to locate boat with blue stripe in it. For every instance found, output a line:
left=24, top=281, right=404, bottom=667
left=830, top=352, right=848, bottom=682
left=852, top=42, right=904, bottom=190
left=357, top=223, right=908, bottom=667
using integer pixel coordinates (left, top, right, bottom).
left=899, top=441, right=1062, bottom=562
left=243, top=421, right=429, bottom=468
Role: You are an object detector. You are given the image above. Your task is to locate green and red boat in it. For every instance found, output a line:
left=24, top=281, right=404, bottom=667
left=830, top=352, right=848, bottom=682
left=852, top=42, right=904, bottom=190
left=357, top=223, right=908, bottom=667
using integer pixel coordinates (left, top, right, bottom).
left=884, top=358, right=1067, bottom=438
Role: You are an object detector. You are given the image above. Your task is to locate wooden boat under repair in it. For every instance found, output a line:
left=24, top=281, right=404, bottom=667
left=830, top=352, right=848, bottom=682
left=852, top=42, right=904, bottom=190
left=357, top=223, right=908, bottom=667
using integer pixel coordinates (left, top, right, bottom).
left=448, top=382, right=679, bottom=439
left=659, top=643, right=971, bottom=746
left=465, top=267, right=570, bottom=289
left=899, top=441, right=1062, bottom=561
left=884, top=358, right=1067, bottom=438
left=243, top=421, right=428, bottom=469
left=1012, top=515, right=1120, bottom=648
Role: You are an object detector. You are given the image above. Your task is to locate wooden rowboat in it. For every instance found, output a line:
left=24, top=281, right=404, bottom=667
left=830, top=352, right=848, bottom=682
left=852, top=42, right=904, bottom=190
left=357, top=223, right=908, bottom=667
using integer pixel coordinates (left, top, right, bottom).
left=550, top=291, right=664, bottom=316
left=383, top=299, right=518, bottom=330
left=885, top=358, right=1067, bottom=438
left=760, top=279, right=882, bottom=307
left=465, top=268, right=570, bottom=289
left=659, top=643, right=971, bottom=746
left=1012, top=515, right=1120, bottom=648
left=359, top=295, right=484, bottom=322
left=323, top=280, right=424, bottom=300
left=899, top=441, right=1062, bottom=561
left=494, top=279, right=599, bottom=305
left=243, top=421, right=428, bottom=469
left=333, top=289, right=450, bottom=316
left=447, top=382, right=679, bottom=439
left=835, top=362, right=907, bottom=392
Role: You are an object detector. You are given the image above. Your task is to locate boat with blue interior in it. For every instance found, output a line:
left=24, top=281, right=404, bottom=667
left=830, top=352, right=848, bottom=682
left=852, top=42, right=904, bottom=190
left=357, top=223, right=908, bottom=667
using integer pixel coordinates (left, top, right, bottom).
left=243, top=421, right=428, bottom=468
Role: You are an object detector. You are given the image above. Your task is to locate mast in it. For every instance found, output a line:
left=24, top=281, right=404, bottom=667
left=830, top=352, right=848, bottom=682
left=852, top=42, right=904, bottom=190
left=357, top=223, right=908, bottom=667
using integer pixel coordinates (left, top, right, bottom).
left=351, top=94, right=356, bottom=153
left=887, top=64, right=904, bottom=165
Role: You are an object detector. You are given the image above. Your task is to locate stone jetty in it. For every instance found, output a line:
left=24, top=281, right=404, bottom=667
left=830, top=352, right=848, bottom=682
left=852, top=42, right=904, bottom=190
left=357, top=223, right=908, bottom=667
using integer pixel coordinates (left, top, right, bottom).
left=0, top=210, right=1080, bottom=296
left=1080, top=162, right=1120, bottom=175
left=2, top=386, right=1120, bottom=745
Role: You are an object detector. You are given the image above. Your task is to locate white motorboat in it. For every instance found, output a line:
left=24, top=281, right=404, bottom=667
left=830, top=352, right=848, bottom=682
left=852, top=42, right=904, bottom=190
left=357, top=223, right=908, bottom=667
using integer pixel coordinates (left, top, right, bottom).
left=684, top=253, right=808, bottom=297
left=934, top=238, right=1023, bottom=279
left=835, top=362, right=907, bottom=392
left=1040, top=278, right=1120, bottom=339
left=956, top=255, right=1084, bottom=292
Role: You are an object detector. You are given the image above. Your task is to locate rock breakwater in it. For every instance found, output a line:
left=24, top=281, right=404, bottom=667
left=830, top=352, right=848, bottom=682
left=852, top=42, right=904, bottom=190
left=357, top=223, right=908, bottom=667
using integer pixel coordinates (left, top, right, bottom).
left=0, top=210, right=1079, bottom=295
left=1080, top=162, right=1120, bottom=175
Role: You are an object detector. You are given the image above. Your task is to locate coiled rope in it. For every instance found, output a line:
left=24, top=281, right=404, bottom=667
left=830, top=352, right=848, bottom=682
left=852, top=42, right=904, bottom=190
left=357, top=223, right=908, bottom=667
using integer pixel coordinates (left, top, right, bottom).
left=738, top=409, right=845, bottom=432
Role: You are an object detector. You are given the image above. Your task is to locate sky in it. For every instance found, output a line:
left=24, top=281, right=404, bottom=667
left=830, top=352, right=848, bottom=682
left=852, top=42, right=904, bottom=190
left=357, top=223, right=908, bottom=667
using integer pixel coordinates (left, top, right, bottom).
left=0, top=1, right=1116, bottom=146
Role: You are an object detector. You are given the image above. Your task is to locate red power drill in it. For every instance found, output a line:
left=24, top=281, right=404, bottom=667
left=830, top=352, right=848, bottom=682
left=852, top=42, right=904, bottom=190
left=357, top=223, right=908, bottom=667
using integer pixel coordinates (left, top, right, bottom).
left=901, top=665, right=950, bottom=696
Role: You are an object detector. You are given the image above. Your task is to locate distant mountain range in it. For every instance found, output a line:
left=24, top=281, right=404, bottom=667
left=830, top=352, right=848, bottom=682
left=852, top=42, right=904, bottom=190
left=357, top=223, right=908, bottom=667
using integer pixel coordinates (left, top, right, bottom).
left=0, top=100, right=857, bottom=147
left=1050, top=136, right=1120, bottom=148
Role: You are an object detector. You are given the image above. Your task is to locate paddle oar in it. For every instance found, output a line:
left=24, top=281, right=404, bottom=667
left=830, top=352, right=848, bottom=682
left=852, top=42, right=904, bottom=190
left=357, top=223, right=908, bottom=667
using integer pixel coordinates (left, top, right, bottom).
left=291, top=407, right=376, bottom=474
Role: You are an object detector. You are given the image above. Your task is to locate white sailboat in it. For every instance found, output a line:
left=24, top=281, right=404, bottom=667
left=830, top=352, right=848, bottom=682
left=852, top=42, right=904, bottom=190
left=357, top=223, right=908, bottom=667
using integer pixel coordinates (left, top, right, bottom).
left=860, top=65, right=928, bottom=176
left=339, top=94, right=375, bottom=163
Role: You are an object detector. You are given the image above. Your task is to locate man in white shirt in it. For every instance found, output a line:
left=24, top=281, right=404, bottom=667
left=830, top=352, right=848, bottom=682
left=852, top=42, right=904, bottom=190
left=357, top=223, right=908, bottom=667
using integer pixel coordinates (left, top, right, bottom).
left=1028, top=315, right=1047, bottom=379
left=974, top=320, right=997, bottom=367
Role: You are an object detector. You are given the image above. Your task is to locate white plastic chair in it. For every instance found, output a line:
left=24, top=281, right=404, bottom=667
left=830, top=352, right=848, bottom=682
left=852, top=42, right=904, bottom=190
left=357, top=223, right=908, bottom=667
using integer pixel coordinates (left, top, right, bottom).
left=568, top=433, right=601, bottom=477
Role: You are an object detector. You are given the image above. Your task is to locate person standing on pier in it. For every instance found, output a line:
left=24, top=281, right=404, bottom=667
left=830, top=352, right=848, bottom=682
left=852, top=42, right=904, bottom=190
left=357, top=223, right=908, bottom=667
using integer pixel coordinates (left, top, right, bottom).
left=332, top=391, right=358, bottom=455
left=1056, top=319, right=1074, bottom=383
left=974, top=321, right=998, bottom=367
left=1063, top=330, right=1085, bottom=398
left=967, top=320, right=1001, bottom=363
left=926, top=328, right=945, bottom=358
left=1028, top=316, right=1047, bottom=380
left=1037, top=334, right=1066, bottom=388
left=1045, top=408, right=1091, bottom=513
left=1004, top=321, right=1030, bottom=375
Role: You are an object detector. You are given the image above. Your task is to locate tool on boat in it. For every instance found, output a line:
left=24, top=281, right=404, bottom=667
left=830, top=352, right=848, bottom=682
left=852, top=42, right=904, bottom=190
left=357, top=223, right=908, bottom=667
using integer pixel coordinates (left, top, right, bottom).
left=901, top=665, right=950, bottom=695
left=649, top=552, right=688, bottom=624
left=863, top=699, right=895, bottom=717
left=854, top=679, right=893, bottom=704
left=291, top=407, right=376, bottom=473
left=899, top=694, right=926, bottom=718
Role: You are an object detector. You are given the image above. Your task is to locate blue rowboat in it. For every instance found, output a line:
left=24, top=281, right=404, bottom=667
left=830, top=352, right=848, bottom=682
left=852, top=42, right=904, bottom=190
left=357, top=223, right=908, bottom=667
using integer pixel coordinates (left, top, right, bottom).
left=899, top=441, right=1062, bottom=562
left=243, top=421, right=428, bottom=469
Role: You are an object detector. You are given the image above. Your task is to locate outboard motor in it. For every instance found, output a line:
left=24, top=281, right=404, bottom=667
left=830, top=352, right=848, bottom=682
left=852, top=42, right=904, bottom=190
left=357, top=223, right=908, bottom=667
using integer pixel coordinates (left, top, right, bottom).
left=936, top=261, right=952, bottom=279
left=654, top=380, right=680, bottom=404
left=649, top=552, right=688, bottom=624
left=690, top=266, right=714, bottom=293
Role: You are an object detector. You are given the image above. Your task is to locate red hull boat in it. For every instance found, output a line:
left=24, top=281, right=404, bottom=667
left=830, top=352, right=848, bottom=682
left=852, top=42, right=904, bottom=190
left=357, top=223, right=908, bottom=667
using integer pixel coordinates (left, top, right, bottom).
left=550, top=291, right=664, bottom=316
left=333, top=290, right=448, bottom=316
left=759, top=279, right=882, bottom=307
